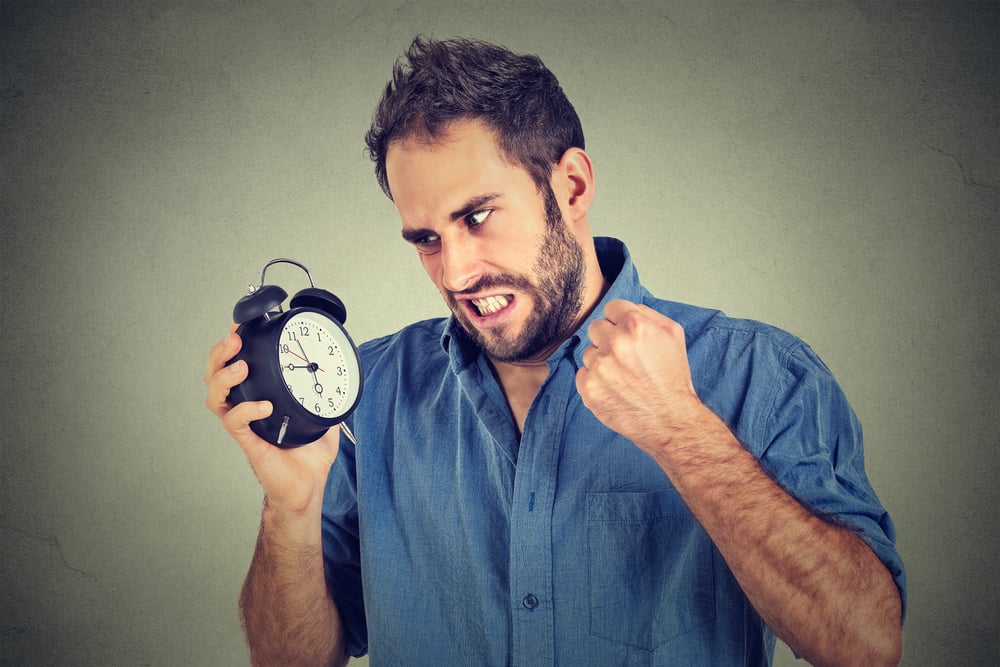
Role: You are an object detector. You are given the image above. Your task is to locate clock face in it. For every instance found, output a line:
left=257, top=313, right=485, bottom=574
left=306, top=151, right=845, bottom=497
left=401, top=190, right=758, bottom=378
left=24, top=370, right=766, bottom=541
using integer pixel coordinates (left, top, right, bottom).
left=277, top=311, right=361, bottom=420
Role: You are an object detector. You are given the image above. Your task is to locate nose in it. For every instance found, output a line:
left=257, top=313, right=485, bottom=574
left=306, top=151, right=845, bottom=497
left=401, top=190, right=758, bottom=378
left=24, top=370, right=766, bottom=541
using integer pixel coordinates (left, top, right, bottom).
left=439, top=235, right=482, bottom=294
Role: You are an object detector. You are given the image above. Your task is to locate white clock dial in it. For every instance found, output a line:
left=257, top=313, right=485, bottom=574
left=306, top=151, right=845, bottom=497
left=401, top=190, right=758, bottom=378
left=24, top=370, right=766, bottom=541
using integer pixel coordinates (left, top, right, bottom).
left=277, top=311, right=361, bottom=419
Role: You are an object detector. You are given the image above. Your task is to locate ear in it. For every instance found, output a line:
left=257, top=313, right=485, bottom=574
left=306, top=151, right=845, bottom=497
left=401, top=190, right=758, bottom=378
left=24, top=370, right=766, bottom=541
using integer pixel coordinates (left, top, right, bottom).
left=552, top=147, right=595, bottom=223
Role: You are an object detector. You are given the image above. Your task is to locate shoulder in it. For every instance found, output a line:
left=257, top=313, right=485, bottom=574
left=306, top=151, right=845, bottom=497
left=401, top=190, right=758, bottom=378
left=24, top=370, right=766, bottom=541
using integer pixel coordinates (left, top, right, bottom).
left=640, top=294, right=846, bottom=437
left=642, top=293, right=812, bottom=365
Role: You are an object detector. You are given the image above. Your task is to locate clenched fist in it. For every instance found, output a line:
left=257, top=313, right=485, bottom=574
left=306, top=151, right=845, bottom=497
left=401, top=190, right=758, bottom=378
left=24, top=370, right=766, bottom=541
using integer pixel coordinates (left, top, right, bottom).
left=576, top=300, right=704, bottom=451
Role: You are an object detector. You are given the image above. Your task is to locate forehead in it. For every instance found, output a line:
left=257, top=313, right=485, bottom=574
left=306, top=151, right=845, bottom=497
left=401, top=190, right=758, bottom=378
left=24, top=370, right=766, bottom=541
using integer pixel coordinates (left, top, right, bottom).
left=386, top=120, right=532, bottom=217
left=387, top=120, right=504, bottom=180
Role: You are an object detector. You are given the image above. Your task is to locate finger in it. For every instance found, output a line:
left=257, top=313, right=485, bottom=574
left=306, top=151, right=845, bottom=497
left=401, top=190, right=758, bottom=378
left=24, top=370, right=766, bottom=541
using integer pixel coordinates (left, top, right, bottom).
left=586, top=317, right=616, bottom=348
left=580, top=344, right=599, bottom=370
left=602, top=299, right=640, bottom=325
left=633, top=306, right=686, bottom=346
left=574, top=365, right=592, bottom=402
left=606, top=302, right=686, bottom=344
left=204, top=326, right=242, bottom=385
left=205, top=357, right=247, bottom=417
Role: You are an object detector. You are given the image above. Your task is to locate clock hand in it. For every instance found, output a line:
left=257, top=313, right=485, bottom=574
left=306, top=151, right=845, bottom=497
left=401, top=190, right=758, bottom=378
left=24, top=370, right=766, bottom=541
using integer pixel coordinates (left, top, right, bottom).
left=285, top=363, right=323, bottom=373
left=286, top=347, right=324, bottom=372
left=295, top=339, right=325, bottom=395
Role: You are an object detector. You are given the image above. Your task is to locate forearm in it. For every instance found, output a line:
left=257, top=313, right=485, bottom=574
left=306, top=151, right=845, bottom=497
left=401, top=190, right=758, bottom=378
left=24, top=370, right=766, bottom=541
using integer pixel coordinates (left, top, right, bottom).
left=644, top=402, right=902, bottom=667
left=240, top=498, right=348, bottom=667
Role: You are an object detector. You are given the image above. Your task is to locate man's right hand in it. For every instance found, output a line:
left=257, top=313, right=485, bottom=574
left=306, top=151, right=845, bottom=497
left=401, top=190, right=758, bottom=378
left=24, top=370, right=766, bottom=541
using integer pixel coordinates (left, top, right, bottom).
left=204, top=324, right=342, bottom=517
left=207, top=325, right=350, bottom=665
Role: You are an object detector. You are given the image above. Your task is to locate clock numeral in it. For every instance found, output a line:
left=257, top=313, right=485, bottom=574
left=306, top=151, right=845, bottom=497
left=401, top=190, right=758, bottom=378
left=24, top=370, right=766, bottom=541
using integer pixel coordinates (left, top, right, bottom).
left=336, top=366, right=344, bottom=376
left=328, top=398, right=335, bottom=408
left=328, top=346, right=337, bottom=356
left=280, top=344, right=291, bottom=354
left=299, top=326, right=310, bottom=337
left=287, top=331, right=297, bottom=342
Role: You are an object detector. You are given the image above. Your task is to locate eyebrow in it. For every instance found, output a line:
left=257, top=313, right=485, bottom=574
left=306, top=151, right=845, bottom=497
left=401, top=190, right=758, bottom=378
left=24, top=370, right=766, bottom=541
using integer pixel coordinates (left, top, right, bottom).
left=401, top=227, right=431, bottom=244
left=400, top=192, right=502, bottom=244
left=449, top=192, right=501, bottom=222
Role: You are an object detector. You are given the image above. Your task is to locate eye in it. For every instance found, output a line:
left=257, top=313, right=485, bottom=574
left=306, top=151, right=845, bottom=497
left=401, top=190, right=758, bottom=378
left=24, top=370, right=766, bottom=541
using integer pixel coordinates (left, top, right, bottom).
left=408, top=233, right=441, bottom=255
left=465, top=209, right=492, bottom=229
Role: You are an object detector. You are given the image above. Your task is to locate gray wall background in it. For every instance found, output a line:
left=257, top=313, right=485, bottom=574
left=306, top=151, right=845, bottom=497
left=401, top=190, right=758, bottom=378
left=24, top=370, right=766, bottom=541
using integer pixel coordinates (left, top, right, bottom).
left=2, top=1, right=997, bottom=665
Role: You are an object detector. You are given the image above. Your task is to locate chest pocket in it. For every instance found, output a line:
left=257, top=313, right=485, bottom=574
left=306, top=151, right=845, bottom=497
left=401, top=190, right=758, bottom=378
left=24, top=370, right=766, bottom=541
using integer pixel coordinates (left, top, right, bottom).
left=587, top=488, right=716, bottom=651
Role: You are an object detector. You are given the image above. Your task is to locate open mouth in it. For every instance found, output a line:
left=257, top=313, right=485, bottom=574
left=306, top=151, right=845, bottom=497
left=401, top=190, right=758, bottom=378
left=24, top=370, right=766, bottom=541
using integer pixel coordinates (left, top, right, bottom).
left=468, top=294, right=514, bottom=318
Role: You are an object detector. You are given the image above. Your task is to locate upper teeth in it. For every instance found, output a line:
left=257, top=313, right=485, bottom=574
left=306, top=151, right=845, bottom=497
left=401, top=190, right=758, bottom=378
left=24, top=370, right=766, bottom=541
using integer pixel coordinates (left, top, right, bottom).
left=472, top=295, right=509, bottom=315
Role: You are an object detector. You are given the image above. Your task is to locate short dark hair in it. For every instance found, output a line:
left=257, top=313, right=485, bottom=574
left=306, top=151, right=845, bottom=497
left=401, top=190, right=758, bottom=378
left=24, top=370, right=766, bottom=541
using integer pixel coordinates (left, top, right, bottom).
left=365, top=35, right=585, bottom=199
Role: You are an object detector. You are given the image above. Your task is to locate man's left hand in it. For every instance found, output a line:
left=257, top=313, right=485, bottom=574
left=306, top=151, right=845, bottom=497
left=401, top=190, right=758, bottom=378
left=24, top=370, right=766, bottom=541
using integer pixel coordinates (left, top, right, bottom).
left=576, top=299, right=704, bottom=450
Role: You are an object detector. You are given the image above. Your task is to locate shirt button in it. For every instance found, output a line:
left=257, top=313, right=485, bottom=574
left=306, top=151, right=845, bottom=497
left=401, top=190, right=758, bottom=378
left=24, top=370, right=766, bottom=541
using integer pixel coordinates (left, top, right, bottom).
left=522, top=594, right=539, bottom=610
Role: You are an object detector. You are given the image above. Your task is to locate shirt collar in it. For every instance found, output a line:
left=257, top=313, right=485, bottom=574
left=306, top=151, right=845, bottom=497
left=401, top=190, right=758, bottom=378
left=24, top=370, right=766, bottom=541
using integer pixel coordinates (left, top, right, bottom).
left=441, top=236, right=643, bottom=373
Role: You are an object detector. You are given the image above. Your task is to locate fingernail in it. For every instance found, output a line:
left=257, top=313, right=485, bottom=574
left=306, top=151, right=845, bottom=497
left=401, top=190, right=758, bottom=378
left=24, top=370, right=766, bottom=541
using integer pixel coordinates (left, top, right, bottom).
left=258, top=402, right=272, bottom=415
left=230, top=360, right=244, bottom=374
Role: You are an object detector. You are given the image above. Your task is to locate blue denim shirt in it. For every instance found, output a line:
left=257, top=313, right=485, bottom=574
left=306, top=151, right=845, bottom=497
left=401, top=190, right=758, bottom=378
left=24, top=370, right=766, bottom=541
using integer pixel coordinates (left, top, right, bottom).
left=323, top=237, right=905, bottom=666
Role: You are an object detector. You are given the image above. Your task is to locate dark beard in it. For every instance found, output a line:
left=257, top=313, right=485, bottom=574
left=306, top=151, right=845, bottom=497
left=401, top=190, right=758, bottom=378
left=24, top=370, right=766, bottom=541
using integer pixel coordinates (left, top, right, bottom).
left=446, top=185, right=587, bottom=362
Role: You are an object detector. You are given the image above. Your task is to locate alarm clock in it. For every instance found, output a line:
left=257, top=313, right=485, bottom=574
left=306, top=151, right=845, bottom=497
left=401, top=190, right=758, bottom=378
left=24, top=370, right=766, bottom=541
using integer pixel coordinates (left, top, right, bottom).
left=226, top=258, right=362, bottom=447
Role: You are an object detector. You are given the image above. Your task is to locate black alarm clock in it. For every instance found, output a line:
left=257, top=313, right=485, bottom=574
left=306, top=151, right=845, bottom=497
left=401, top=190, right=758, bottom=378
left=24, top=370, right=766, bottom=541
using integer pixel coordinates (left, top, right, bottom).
left=226, top=258, right=362, bottom=448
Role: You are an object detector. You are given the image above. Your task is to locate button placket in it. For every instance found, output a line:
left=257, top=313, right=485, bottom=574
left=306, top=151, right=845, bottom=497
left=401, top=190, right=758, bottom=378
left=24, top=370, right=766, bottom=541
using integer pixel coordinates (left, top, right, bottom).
left=509, top=366, right=574, bottom=666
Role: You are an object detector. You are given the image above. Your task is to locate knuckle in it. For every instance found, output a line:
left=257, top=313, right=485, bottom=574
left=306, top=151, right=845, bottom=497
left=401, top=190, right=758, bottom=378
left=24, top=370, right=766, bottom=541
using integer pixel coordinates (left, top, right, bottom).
left=665, top=318, right=683, bottom=334
left=622, top=311, right=644, bottom=334
left=221, top=405, right=247, bottom=433
left=606, top=334, right=629, bottom=357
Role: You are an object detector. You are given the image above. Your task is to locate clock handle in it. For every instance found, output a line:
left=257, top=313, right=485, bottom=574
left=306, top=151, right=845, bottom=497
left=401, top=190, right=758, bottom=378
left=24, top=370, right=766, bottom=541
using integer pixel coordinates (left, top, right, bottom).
left=237, top=258, right=348, bottom=324
left=260, top=258, right=314, bottom=287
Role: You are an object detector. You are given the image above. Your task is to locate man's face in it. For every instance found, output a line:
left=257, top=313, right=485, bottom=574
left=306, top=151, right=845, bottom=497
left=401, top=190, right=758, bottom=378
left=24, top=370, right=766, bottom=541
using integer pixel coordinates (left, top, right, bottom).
left=386, top=120, right=587, bottom=363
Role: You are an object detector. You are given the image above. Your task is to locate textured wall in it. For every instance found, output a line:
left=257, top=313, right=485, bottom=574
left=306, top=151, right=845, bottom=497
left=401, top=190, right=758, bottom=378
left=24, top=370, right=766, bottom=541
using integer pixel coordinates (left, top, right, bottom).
left=1, top=2, right=997, bottom=665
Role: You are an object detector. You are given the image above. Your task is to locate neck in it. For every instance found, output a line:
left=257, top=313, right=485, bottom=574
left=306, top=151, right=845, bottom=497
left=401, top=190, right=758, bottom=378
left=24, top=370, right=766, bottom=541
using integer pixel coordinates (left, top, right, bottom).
left=487, top=247, right=610, bottom=435
left=488, top=357, right=550, bottom=437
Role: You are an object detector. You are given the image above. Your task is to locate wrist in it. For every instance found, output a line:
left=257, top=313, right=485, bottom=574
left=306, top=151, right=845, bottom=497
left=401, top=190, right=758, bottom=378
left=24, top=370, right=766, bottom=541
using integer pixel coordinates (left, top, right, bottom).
left=634, top=394, right=714, bottom=447
left=261, top=493, right=325, bottom=549
left=644, top=399, right=742, bottom=465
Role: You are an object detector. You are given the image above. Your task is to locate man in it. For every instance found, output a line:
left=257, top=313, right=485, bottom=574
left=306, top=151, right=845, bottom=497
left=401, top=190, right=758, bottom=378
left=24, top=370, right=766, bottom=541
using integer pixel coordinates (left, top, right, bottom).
left=205, top=37, right=905, bottom=666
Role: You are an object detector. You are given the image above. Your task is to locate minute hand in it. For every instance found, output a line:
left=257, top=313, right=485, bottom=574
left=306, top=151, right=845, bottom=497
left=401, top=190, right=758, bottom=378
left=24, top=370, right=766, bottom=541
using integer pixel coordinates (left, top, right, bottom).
left=296, top=339, right=325, bottom=395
